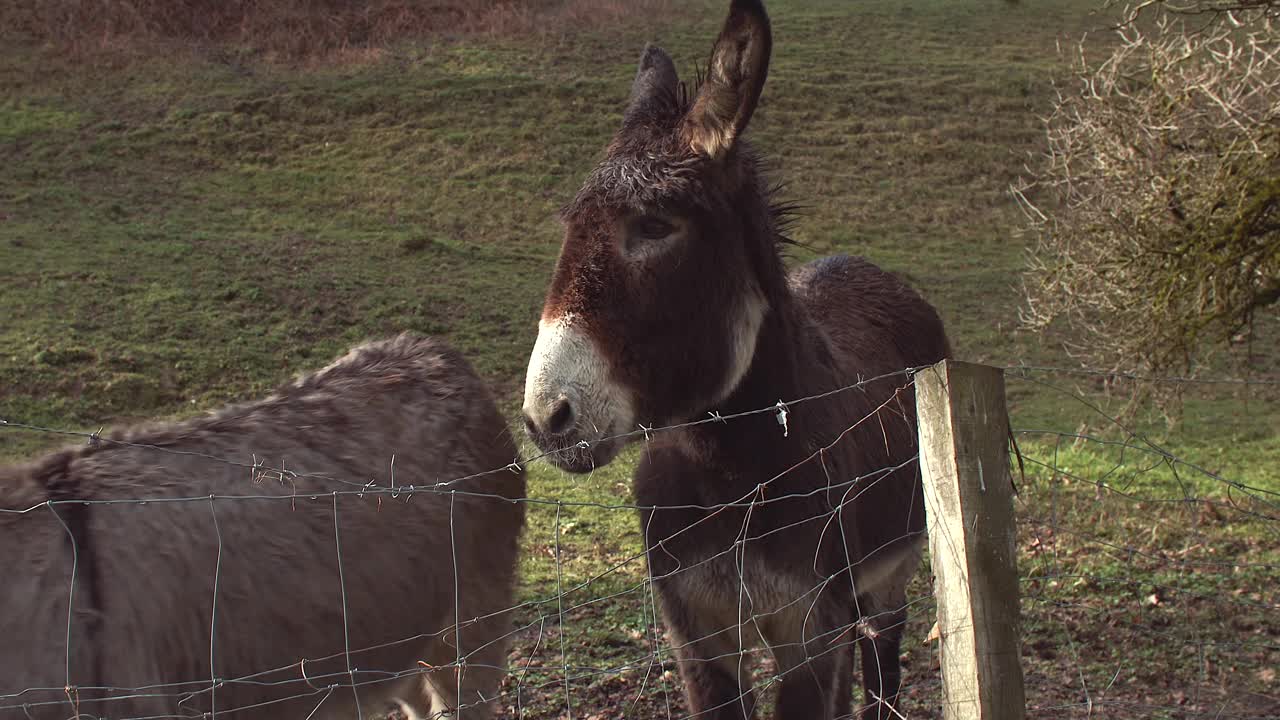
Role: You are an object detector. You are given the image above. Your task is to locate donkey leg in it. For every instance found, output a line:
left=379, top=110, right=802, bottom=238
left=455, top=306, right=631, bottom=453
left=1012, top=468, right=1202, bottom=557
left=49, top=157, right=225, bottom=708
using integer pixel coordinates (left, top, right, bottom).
left=771, top=632, right=852, bottom=720
left=672, top=628, right=758, bottom=720
left=659, top=590, right=758, bottom=720
left=833, top=650, right=856, bottom=720
left=418, top=614, right=509, bottom=719
left=855, top=601, right=907, bottom=720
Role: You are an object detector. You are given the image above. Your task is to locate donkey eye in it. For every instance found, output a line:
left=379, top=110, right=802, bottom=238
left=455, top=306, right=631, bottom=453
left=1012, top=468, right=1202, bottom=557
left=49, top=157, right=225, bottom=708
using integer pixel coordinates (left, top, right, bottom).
left=634, top=216, right=675, bottom=240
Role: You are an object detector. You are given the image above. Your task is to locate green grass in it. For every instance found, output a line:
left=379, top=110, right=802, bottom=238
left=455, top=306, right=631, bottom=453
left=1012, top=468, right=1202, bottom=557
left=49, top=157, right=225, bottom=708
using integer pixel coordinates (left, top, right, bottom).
left=1, top=0, right=1277, bottom=717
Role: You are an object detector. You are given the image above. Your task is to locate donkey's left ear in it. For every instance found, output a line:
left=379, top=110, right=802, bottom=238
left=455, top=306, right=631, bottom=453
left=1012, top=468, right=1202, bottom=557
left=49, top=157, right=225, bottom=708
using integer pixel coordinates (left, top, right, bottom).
left=683, top=0, right=772, bottom=160
left=624, top=44, right=679, bottom=126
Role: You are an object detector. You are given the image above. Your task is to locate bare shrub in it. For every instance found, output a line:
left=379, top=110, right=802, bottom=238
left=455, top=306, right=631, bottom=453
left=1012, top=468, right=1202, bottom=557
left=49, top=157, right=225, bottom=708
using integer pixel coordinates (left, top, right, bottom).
left=1014, top=1, right=1280, bottom=414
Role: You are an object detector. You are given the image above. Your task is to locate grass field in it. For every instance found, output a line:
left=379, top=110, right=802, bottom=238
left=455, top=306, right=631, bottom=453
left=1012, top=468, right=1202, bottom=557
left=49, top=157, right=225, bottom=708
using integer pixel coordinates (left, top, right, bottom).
left=1, top=0, right=1277, bottom=717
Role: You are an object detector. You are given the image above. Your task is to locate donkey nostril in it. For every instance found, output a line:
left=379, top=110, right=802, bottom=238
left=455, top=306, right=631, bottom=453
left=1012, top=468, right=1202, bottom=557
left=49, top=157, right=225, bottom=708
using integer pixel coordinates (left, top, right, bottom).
left=547, top=398, right=574, bottom=436
left=523, top=399, right=575, bottom=438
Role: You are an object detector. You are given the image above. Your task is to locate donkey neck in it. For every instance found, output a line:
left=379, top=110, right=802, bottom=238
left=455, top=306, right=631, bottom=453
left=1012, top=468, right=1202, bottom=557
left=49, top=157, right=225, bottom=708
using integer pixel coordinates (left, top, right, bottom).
left=680, top=285, right=838, bottom=469
left=730, top=299, right=822, bottom=407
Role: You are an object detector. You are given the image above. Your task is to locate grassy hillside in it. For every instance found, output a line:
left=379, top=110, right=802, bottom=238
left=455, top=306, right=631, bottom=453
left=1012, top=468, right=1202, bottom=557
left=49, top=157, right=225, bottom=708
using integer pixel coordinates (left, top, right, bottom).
left=2, top=0, right=1085, bottom=439
left=2, top=1, right=1277, bottom=717
left=3, top=0, right=1275, bottom=458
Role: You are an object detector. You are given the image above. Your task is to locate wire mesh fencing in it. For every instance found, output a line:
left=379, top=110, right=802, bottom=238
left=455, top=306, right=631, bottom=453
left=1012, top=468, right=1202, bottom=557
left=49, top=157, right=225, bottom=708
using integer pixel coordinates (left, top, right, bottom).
left=1006, top=367, right=1279, bottom=720
left=0, top=361, right=1276, bottom=720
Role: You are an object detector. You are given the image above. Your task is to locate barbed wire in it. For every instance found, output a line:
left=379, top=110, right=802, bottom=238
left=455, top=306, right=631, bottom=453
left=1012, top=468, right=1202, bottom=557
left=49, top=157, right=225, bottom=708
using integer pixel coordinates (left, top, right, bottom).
left=1008, top=374, right=1278, bottom=720
left=1, top=364, right=1276, bottom=719
left=0, top=372, right=931, bottom=720
left=1009, top=373, right=1280, bottom=503
left=0, top=365, right=922, bottom=507
left=1003, top=363, right=1280, bottom=386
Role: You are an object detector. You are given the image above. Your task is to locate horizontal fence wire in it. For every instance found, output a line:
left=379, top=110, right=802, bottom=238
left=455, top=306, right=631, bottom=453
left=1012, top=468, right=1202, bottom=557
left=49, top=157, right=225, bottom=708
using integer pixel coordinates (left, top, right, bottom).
left=1005, top=370, right=1279, bottom=720
left=0, top=363, right=1275, bottom=719
left=0, top=369, right=931, bottom=720
left=1003, top=365, right=1280, bottom=387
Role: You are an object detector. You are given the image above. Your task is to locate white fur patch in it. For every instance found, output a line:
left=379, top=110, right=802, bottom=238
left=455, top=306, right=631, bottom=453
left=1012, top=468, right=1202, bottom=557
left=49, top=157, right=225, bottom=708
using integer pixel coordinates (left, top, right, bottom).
left=524, top=314, right=636, bottom=442
left=712, top=281, right=768, bottom=408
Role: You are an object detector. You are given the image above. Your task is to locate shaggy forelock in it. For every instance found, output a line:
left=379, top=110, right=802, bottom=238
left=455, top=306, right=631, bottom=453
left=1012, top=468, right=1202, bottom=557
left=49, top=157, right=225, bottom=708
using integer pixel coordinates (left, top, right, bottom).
left=560, top=76, right=797, bottom=248
left=563, top=82, right=710, bottom=216
left=568, top=150, right=704, bottom=214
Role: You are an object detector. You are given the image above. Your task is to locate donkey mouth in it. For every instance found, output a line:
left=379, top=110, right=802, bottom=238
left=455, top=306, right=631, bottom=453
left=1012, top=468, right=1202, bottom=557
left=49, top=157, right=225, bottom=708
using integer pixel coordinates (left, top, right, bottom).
left=527, top=431, right=624, bottom=474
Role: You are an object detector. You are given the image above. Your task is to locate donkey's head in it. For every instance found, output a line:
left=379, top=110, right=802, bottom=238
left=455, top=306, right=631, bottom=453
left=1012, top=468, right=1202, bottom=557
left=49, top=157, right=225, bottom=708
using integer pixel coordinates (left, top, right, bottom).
left=524, top=0, right=781, bottom=472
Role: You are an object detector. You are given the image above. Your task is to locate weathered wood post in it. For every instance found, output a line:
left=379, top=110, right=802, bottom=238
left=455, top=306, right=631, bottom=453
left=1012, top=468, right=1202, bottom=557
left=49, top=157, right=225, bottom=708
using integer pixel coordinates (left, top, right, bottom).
left=915, top=360, right=1026, bottom=720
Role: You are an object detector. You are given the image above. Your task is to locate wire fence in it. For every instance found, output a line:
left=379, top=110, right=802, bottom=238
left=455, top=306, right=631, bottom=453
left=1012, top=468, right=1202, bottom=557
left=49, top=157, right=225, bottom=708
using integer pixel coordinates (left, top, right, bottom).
left=1004, top=368, right=1279, bottom=720
left=0, top=361, right=1276, bottom=720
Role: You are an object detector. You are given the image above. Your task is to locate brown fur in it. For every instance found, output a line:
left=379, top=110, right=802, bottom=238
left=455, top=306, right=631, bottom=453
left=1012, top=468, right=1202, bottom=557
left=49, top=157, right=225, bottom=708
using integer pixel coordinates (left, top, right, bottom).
left=525, top=1, right=949, bottom=718
left=0, top=334, right=525, bottom=719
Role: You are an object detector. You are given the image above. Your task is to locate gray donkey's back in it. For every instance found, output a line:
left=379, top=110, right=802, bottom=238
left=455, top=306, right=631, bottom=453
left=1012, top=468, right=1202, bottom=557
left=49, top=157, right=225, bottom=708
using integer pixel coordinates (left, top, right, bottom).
left=0, top=334, right=525, bottom=719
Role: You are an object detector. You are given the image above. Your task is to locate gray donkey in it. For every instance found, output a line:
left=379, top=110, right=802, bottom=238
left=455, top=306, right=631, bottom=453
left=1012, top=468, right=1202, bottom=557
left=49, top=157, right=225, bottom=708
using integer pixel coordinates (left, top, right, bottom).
left=0, top=334, right=525, bottom=720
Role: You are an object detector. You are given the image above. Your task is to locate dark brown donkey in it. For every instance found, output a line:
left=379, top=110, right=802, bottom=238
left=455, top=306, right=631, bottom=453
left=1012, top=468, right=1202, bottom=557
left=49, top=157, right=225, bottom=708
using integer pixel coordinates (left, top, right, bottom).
left=522, top=1, right=950, bottom=717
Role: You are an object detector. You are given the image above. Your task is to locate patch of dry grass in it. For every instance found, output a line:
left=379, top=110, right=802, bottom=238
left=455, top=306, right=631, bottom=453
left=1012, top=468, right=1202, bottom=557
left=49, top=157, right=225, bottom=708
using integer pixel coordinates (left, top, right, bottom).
left=2, top=0, right=676, bottom=61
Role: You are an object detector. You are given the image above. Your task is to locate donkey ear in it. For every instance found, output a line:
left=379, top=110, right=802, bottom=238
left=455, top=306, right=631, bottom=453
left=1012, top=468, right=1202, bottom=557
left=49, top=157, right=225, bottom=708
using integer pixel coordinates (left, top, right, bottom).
left=624, top=44, right=679, bottom=125
left=683, top=0, right=772, bottom=160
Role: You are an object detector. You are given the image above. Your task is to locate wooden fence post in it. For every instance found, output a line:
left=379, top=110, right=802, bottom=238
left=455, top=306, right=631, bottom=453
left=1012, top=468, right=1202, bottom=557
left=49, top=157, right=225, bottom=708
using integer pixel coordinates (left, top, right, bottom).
left=915, top=360, right=1026, bottom=720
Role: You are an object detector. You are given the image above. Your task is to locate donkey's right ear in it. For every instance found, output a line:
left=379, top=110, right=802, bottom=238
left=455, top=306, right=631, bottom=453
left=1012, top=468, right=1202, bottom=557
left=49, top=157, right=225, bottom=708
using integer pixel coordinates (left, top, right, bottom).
left=683, top=0, right=772, bottom=160
left=623, top=44, right=679, bottom=125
